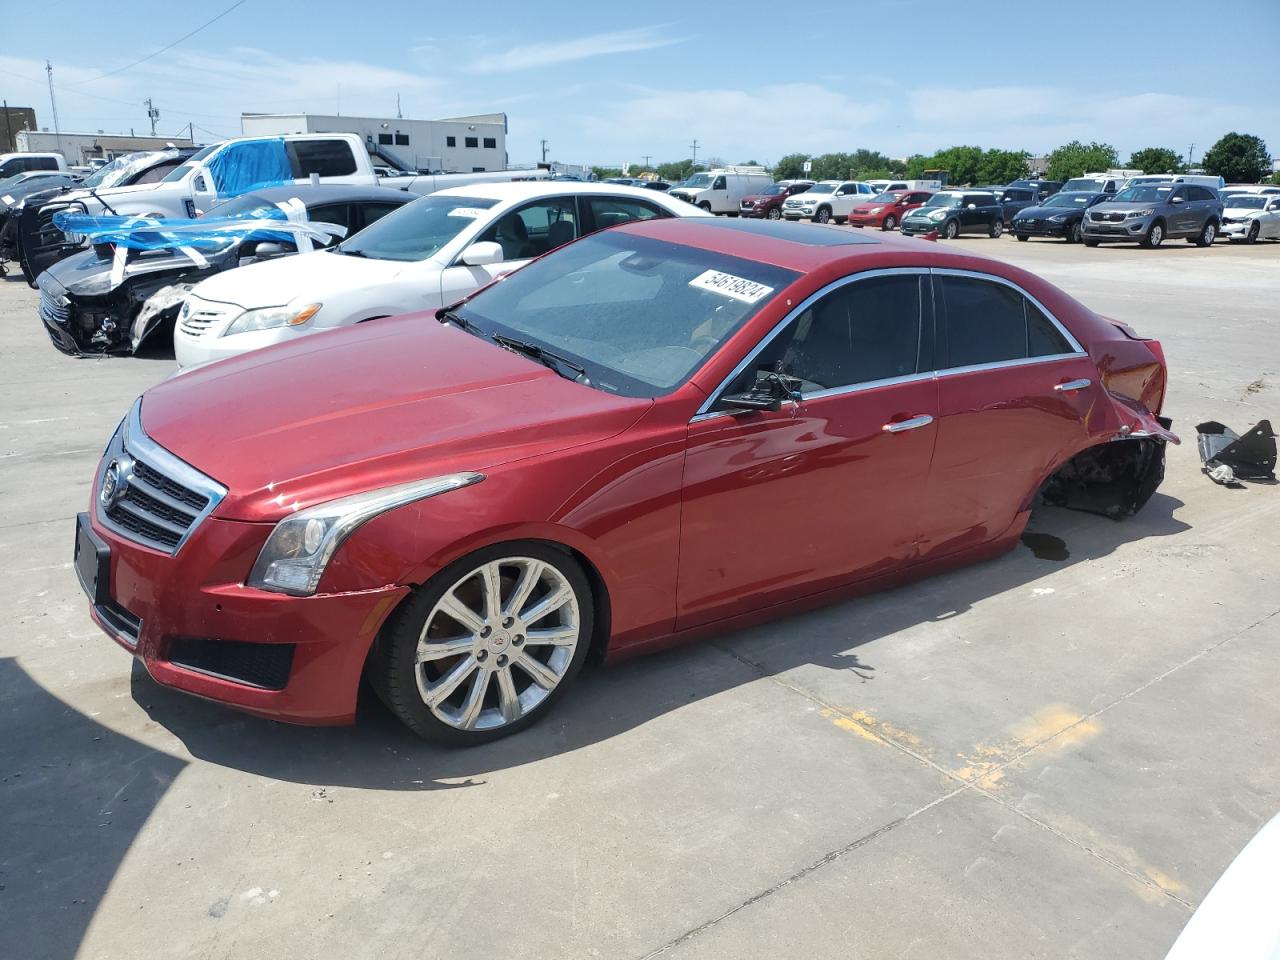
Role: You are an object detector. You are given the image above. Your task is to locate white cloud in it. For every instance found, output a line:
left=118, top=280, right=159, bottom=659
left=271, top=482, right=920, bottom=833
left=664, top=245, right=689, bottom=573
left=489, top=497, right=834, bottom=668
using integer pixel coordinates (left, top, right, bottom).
left=465, top=27, right=681, bottom=74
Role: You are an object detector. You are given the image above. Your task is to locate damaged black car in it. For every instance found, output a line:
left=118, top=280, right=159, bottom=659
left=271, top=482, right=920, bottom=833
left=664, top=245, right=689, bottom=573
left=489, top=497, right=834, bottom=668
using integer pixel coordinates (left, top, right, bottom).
left=35, top=184, right=413, bottom=356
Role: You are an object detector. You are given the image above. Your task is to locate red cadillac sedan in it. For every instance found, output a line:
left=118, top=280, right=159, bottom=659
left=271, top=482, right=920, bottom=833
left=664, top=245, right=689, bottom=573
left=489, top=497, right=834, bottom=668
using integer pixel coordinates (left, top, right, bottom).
left=75, top=218, right=1177, bottom=744
left=848, top=189, right=935, bottom=230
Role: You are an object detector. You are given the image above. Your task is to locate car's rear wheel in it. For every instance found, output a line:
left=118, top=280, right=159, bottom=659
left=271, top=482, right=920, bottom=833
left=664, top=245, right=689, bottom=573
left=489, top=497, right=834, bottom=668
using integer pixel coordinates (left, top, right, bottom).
left=989, top=219, right=1003, bottom=238
left=1142, top=221, right=1165, bottom=248
left=814, top=206, right=832, bottom=224
left=1246, top=221, right=1260, bottom=244
left=882, top=214, right=897, bottom=231
left=372, top=541, right=594, bottom=745
left=1195, top=220, right=1217, bottom=247
left=1016, top=233, right=1029, bottom=242
left=766, top=207, right=781, bottom=220
left=943, top=219, right=959, bottom=240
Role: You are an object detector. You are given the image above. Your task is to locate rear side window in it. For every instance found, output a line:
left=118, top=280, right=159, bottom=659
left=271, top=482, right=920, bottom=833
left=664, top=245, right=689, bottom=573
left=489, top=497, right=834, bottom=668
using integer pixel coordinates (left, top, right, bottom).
left=1188, top=186, right=1216, bottom=201
left=34, top=157, right=59, bottom=171
left=964, top=194, right=990, bottom=207
left=585, top=196, right=666, bottom=232
left=289, top=140, right=357, bottom=178
left=356, top=201, right=406, bottom=229
left=307, top=203, right=353, bottom=241
left=937, top=275, right=1075, bottom=369
left=132, top=161, right=181, bottom=185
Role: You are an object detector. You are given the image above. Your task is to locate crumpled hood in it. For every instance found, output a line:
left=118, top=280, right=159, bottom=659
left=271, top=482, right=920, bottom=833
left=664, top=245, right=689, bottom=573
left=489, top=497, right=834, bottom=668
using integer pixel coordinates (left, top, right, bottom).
left=140, top=315, right=649, bottom=521
left=189, top=248, right=405, bottom=310
left=48, top=245, right=222, bottom=298
left=60, top=182, right=175, bottom=206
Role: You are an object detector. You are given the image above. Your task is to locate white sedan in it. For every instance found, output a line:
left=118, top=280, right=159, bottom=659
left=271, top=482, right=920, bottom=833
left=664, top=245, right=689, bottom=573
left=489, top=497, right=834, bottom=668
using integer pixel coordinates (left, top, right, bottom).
left=173, top=182, right=710, bottom=368
left=1220, top=194, right=1280, bottom=244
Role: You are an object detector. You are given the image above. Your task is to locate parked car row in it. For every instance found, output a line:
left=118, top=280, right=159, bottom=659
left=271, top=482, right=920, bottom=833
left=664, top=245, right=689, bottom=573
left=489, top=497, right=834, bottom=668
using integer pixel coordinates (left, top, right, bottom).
left=71, top=213, right=1178, bottom=743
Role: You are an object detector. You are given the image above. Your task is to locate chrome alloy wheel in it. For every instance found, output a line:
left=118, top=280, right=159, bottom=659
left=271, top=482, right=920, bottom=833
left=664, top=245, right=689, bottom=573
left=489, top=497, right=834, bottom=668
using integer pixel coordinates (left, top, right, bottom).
left=414, top=557, right=581, bottom=731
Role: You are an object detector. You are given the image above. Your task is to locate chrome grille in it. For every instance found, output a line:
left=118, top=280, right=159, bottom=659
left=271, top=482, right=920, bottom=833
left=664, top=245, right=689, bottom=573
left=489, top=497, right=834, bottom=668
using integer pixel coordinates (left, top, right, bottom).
left=40, top=286, right=70, bottom=324
left=178, top=307, right=223, bottom=338
left=97, top=402, right=226, bottom=555
left=1090, top=211, right=1125, bottom=223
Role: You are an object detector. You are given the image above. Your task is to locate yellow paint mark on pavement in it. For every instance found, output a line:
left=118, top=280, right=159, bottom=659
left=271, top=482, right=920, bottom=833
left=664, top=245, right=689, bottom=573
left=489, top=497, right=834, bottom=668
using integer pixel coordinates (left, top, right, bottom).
left=954, top=704, right=1102, bottom=789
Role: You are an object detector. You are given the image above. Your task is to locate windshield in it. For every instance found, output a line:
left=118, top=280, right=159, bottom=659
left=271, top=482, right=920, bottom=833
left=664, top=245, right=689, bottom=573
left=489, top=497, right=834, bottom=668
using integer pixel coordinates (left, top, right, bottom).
left=1226, top=195, right=1266, bottom=209
left=206, top=195, right=289, bottom=220
left=682, top=174, right=713, bottom=189
left=453, top=231, right=798, bottom=398
left=757, top=184, right=786, bottom=196
left=1062, top=178, right=1103, bottom=192
left=1113, top=185, right=1174, bottom=203
left=161, top=144, right=219, bottom=184
left=922, top=193, right=962, bottom=208
left=806, top=183, right=836, bottom=194
left=870, top=191, right=906, bottom=203
left=1044, top=193, right=1092, bottom=208
left=335, top=193, right=499, bottom=261
left=82, top=154, right=146, bottom=188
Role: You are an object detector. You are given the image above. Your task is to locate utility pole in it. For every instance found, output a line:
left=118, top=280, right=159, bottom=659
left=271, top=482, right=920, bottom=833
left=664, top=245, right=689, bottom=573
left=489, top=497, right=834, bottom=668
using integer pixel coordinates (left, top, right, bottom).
left=45, top=61, right=64, bottom=160
left=145, top=98, right=160, bottom=137
left=540, top=139, right=549, bottom=163
left=1187, top=142, right=1196, bottom=169
left=187, top=121, right=194, bottom=145
left=642, top=154, right=652, bottom=169
left=396, top=93, right=402, bottom=119
left=2, top=100, right=12, bottom=154
left=689, top=139, right=699, bottom=170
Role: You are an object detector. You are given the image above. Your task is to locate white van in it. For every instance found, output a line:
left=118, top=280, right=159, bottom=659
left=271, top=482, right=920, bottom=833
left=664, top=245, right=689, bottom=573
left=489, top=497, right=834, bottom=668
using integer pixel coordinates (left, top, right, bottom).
left=669, top=166, right=774, bottom=214
left=866, top=178, right=943, bottom=194
left=1123, top=173, right=1226, bottom=192
left=0, top=152, right=67, bottom=179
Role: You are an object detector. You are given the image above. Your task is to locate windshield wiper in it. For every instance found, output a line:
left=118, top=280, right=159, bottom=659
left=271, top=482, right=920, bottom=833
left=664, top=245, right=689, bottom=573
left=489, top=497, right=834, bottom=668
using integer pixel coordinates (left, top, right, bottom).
left=491, top=334, right=590, bottom=385
left=331, top=244, right=368, bottom=257
left=88, top=188, right=118, bottom=216
left=440, top=310, right=485, bottom=337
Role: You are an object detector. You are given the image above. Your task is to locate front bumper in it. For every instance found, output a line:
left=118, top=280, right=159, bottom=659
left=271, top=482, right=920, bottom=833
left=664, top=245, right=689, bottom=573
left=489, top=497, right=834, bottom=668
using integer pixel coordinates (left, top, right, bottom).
left=79, top=508, right=408, bottom=725
left=173, top=321, right=311, bottom=368
left=1082, top=216, right=1151, bottom=241
left=1013, top=219, right=1070, bottom=237
left=738, top=204, right=774, bottom=218
left=848, top=213, right=887, bottom=228
left=901, top=218, right=944, bottom=235
left=1220, top=219, right=1253, bottom=239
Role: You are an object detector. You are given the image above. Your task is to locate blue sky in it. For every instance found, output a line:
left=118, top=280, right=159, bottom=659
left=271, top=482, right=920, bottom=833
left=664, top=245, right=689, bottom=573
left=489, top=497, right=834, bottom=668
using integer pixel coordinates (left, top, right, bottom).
left=3, top=0, right=1278, bottom=168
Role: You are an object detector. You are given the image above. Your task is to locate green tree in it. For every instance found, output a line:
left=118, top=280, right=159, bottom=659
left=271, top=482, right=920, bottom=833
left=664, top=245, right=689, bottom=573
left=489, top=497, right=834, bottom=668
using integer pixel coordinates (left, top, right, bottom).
left=1201, top=133, right=1271, bottom=183
left=591, top=166, right=623, bottom=180
left=1272, top=169, right=1280, bottom=187
left=811, top=152, right=857, bottom=180
left=655, top=159, right=696, bottom=182
left=930, top=146, right=984, bottom=185
left=1045, top=141, right=1119, bottom=181
left=977, top=149, right=1030, bottom=185
left=1128, top=147, right=1183, bottom=175
left=771, top=153, right=810, bottom=180
left=903, top=154, right=930, bottom=179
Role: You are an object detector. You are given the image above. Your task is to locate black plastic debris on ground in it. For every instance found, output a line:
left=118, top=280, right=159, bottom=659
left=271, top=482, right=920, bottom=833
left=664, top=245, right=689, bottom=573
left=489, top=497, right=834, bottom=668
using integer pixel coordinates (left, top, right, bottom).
left=1195, top=420, right=1277, bottom=486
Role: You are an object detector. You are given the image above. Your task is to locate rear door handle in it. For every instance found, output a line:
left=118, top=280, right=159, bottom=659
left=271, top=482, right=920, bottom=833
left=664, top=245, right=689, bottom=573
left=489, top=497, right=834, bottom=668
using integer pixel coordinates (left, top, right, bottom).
left=882, top=414, right=934, bottom=433
left=1054, top=378, right=1092, bottom=393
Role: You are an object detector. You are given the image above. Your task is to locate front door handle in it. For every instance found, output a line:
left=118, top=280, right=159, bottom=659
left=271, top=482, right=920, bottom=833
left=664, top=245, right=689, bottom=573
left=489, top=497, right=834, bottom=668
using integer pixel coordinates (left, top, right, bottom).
left=1053, top=378, right=1092, bottom=393
left=882, top=414, right=934, bottom=433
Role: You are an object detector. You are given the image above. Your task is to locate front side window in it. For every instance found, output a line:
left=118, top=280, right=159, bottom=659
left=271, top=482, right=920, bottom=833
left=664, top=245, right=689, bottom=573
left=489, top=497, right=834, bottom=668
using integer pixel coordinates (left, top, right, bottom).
left=477, top=197, right=578, bottom=261
left=712, top=176, right=727, bottom=190
left=453, top=231, right=798, bottom=398
left=724, top=273, right=926, bottom=397
left=334, top=194, right=499, bottom=261
left=937, top=275, right=1074, bottom=369
left=289, top=140, right=358, bottom=178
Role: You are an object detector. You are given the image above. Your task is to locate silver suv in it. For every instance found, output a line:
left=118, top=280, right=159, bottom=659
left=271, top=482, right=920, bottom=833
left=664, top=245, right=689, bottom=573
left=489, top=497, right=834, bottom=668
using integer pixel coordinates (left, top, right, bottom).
left=1081, top=182, right=1223, bottom=249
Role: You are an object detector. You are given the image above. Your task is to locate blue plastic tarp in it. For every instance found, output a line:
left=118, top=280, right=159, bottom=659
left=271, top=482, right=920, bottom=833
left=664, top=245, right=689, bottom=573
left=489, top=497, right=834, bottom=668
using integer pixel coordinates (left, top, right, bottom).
left=51, top=204, right=340, bottom=252
left=206, top=138, right=293, bottom=198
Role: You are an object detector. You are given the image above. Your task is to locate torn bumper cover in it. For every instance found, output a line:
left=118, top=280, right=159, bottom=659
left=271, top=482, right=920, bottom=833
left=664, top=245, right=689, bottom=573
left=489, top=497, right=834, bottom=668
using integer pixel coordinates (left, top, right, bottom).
left=1041, top=412, right=1180, bottom=520
left=1196, top=420, right=1277, bottom=485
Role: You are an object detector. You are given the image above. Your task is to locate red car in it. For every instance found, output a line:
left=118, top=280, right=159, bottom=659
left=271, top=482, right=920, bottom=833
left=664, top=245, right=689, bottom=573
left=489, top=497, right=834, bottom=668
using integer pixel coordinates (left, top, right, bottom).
left=75, top=218, right=1177, bottom=744
left=739, top=181, right=812, bottom=219
left=848, top=189, right=934, bottom=230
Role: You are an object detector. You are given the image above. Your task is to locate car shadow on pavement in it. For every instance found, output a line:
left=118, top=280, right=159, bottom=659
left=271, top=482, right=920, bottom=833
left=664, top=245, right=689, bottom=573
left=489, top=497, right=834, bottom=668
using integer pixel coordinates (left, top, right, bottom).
left=131, top=494, right=1190, bottom=791
left=1, top=656, right=188, bottom=960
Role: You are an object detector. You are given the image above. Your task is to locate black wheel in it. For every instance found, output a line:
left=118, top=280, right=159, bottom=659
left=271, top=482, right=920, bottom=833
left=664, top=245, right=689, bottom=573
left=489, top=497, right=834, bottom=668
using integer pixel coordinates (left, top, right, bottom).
left=1141, top=221, right=1165, bottom=249
left=989, top=218, right=1003, bottom=238
left=1195, top=220, right=1217, bottom=247
left=1246, top=221, right=1260, bottom=244
left=766, top=207, right=782, bottom=220
left=882, top=214, right=897, bottom=231
left=1069, top=221, right=1083, bottom=244
left=698, top=201, right=712, bottom=213
left=835, top=216, right=847, bottom=224
left=1016, top=233, right=1029, bottom=242
left=943, top=219, right=959, bottom=240
left=1083, top=238, right=1099, bottom=247
left=371, top=541, right=595, bottom=745
left=814, top=206, right=832, bottom=224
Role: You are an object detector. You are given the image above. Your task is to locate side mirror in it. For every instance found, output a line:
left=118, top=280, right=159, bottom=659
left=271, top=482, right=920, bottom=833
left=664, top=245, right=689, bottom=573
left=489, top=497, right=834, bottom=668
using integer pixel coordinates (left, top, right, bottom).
left=721, top=371, right=802, bottom=413
left=967, top=203, right=977, bottom=210
left=1170, top=196, right=1185, bottom=205
left=834, top=191, right=846, bottom=197
left=461, top=241, right=504, bottom=266
left=252, top=241, right=289, bottom=259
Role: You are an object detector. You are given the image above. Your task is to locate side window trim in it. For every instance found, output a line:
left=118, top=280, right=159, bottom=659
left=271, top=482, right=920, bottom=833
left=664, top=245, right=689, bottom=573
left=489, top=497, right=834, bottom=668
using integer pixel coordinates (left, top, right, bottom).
left=929, top=267, right=1086, bottom=378
left=693, top=267, right=935, bottom=420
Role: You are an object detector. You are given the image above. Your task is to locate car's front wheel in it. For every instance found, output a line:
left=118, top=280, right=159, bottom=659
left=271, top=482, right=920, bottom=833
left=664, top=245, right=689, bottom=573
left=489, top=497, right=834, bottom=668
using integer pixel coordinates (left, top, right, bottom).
left=814, top=206, right=832, bottom=224
left=1069, top=221, right=1083, bottom=244
left=699, top=201, right=712, bottom=213
left=767, top=207, right=781, bottom=220
left=882, top=214, right=897, bottom=231
left=1016, top=233, right=1029, bottom=242
left=1246, top=221, right=1260, bottom=244
left=1142, top=221, right=1165, bottom=248
left=372, top=541, right=594, bottom=745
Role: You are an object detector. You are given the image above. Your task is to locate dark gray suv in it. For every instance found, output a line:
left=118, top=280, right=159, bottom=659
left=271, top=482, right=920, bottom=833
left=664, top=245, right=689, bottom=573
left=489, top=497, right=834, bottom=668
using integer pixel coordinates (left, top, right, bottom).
left=1081, top=182, right=1223, bottom=249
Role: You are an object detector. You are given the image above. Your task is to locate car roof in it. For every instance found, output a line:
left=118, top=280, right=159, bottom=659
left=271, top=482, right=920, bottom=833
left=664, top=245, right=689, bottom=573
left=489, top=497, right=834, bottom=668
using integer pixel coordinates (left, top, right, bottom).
left=434, top=181, right=681, bottom=203
left=611, top=216, right=1003, bottom=274
left=228, top=184, right=416, bottom=206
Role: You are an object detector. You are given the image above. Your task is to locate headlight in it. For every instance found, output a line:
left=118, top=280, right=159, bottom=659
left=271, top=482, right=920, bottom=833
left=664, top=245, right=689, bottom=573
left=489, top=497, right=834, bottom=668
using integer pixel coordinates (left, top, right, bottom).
left=1048, top=214, right=1067, bottom=222
left=869, top=207, right=883, bottom=214
left=223, top=303, right=322, bottom=337
left=248, top=472, right=485, bottom=596
left=1126, top=208, right=1154, bottom=218
left=928, top=209, right=947, bottom=221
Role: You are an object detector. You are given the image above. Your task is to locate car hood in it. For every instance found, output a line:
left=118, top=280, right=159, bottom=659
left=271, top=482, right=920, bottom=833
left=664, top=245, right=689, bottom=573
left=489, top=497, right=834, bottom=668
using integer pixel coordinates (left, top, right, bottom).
left=60, top=182, right=173, bottom=204
left=851, top=202, right=888, bottom=213
left=1015, top=204, right=1077, bottom=219
left=1089, top=201, right=1162, bottom=213
left=741, top=193, right=780, bottom=203
left=140, top=315, right=649, bottom=521
left=189, top=249, right=408, bottom=310
left=1223, top=205, right=1263, bottom=217
left=49, top=245, right=232, bottom=298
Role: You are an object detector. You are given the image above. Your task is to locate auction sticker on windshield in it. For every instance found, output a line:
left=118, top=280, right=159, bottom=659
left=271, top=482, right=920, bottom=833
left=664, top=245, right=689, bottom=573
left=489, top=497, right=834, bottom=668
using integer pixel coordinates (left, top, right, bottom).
left=447, top=207, right=486, bottom=219
left=688, top=270, right=774, bottom=304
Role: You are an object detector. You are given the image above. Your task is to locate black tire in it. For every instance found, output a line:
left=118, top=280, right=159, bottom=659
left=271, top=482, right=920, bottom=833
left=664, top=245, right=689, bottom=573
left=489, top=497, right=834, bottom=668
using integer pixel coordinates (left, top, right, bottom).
left=698, top=201, right=712, bottom=213
left=371, top=540, right=595, bottom=745
left=1246, top=221, right=1259, bottom=244
left=943, top=219, right=959, bottom=240
left=1141, top=220, right=1165, bottom=249
left=1068, top=221, right=1083, bottom=244
left=1083, top=238, right=1099, bottom=247
left=989, top=218, right=1003, bottom=238
left=1016, top=233, right=1029, bottom=242
left=882, top=214, right=897, bottom=231
left=1195, top=219, right=1217, bottom=247
left=835, top=216, right=847, bottom=225
left=766, top=207, right=782, bottom=220
left=814, top=206, right=832, bottom=224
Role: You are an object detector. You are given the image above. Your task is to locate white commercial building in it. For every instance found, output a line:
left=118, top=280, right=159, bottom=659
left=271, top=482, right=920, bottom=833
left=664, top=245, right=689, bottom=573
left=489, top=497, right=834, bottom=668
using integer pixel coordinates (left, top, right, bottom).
left=240, top=112, right=508, bottom=174
left=15, top=129, right=194, bottom=165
